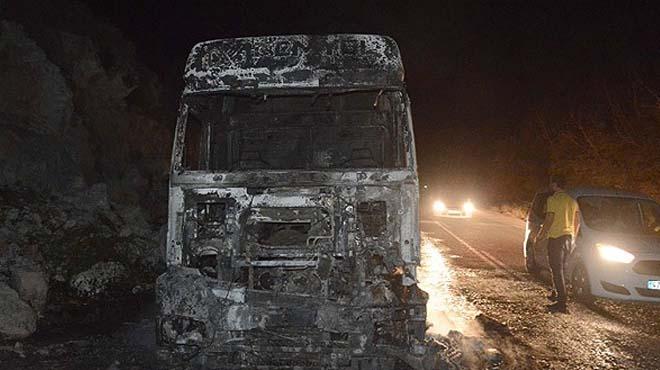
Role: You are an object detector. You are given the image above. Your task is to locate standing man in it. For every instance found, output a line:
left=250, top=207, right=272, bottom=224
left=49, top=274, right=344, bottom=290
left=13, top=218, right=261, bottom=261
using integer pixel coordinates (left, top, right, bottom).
left=537, top=175, right=579, bottom=313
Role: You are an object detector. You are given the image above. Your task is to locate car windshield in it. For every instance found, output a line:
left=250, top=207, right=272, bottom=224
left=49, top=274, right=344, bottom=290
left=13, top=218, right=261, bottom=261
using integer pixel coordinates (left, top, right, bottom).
left=578, top=196, right=660, bottom=236
left=640, top=200, right=660, bottom=236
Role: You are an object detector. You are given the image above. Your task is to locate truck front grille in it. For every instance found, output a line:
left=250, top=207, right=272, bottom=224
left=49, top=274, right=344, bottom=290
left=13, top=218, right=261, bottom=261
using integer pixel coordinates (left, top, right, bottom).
left=256, top=221, right=312, bottom=246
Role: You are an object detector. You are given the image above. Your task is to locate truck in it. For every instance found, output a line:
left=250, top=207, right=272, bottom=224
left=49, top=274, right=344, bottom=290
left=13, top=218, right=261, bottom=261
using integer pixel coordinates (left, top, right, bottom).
left=156, top=34, right=436, bottom=369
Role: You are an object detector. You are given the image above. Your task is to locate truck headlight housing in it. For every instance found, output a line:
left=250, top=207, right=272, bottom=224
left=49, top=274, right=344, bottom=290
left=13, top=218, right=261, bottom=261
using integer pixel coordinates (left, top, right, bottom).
left=596, top=244, right=634, bottom=264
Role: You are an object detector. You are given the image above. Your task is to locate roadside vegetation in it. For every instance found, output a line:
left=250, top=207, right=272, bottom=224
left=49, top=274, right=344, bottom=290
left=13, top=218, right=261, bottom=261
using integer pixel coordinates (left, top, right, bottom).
left=441, top=77, right=660, bottom=209
left=533, top=80, right=660, bottom=200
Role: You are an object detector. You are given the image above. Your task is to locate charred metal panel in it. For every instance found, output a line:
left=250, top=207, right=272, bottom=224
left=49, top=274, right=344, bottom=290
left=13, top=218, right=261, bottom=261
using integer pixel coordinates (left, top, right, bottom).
left=184, top=35, right=404, bottom=93
left=357, top=201, right=387, bottom=237
left=171, top=169, right=417, bottom=187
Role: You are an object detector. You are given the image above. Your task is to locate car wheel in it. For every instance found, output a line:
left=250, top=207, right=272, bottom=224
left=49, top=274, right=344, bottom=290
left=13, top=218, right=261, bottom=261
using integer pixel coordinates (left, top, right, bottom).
left=570, top=263, right=594, bottom=304
left=525, top=241, right=539, bottom=275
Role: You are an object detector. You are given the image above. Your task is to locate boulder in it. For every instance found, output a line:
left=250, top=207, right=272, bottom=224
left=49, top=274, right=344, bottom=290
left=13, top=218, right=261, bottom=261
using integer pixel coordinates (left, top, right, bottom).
left=61, top=183, right=110, bottom=211
left=115, top=205, right=152, bottom=238
left=0, top=21, right=84, bottom=192
left=0, top=21, right=72, bottom=136
left=70, top=261, right=128, bottom=297
left=0, top=283, right=37, bottom=339
left=9, top=270, right=48, bottom=315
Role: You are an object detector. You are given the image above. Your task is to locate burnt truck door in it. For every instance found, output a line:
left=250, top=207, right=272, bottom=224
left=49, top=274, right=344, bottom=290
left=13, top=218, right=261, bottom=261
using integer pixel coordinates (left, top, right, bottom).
left=158, top=35, right=431, bottom=370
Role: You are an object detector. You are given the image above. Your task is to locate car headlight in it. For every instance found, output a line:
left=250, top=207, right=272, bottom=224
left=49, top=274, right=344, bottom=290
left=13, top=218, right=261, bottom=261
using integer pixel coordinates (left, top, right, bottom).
left=596, top=243, right=634, bottom=263
left=463, top=201, right=475, bottom=214
left=433, top=200, right=446, bottom=213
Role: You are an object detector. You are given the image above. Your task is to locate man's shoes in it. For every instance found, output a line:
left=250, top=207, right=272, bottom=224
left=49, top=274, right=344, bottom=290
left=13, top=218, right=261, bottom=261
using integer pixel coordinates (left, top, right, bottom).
left=547, top=291, right=558, bottom=302
left=546, top=302, right=569, bottom=314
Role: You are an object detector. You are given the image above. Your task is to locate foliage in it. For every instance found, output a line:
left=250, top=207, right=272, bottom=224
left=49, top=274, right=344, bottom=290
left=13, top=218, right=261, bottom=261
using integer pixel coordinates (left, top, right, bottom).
left=534, top=81, right=660, bottom=201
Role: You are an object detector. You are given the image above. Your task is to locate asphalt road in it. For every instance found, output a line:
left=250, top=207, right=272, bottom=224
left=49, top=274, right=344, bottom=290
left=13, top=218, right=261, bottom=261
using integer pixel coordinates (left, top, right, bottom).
left=418, top=210, right=660, bottom=370
left=4, top=209, right=658, bottom=369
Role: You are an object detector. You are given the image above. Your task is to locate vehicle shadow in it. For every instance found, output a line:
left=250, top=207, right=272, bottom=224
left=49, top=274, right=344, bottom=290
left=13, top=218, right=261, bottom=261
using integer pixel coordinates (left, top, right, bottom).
left=528, top=269, right=659, bottom=332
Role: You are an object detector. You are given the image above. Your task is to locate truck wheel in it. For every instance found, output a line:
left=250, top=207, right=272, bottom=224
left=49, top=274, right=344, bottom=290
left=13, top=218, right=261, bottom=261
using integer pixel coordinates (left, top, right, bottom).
left=525, top=241, right=539, bottom=275
left=570, top=263, right=594, bottom=304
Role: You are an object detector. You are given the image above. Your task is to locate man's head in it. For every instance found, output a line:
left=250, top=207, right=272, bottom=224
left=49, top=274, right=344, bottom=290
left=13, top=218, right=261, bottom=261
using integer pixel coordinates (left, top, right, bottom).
left=549, top=175, right=566, bottom=192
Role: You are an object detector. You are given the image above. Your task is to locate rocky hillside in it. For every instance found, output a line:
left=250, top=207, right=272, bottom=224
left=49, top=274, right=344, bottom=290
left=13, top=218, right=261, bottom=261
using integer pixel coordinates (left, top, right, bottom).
left=0, top=0, right=173, bottom=339
left=1, top=0, right=171, bottom=209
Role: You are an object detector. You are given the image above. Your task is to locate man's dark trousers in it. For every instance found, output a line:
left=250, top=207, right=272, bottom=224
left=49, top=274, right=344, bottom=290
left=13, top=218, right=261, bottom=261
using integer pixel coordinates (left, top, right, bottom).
left=547, top=235, right=572, bottom=305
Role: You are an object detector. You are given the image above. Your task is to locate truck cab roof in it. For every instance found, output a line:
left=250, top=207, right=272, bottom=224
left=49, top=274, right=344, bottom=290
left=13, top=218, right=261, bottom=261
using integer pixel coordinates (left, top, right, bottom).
left=183, top=34, right=404, bottom=94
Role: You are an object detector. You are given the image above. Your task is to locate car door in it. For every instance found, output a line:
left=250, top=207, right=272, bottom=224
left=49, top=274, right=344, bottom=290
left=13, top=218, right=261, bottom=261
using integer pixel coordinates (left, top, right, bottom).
left=529, top=192, right=552, bottom=269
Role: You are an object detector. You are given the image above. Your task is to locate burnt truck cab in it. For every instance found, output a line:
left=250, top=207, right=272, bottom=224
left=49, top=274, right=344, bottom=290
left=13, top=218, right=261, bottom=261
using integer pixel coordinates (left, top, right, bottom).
left=157, top=35, right=431, bottom=369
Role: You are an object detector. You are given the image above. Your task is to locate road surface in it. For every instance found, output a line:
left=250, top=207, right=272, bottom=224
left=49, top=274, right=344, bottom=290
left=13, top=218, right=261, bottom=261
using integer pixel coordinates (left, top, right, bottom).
left=418, top=210, right=660, bottom=369
left=4, top=209, right=658, bottom=369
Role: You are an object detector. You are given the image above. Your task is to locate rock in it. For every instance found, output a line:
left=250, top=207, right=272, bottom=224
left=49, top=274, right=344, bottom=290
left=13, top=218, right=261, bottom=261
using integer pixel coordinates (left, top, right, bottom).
left=0, top=238, right=9, bottom=262
left=53, top=271, right=66, bottom=283
left=13, top=341, right=26, bottom=358
left=106, top=360, right=121, bottom=370
left=0, top=21, right=85, bottom=193
left=62, top=183, right=110, bottom=211
left=0, top=21, right=72, bottom=136
left=70, top=261, right=128, bottom=297
left=115, top=205, right=151, bottom=237
left=0, top=127, right=84, bottom=193
left=9, top=270, right=48, bottom=315
left=484, top=347, right=504, bottom=366
left=0, top=0, right=170, bottom=308
left=0, top=341, right=26, bottom=358
left=0, top=283, right=37, bottom=339
left=475, top=313, right=512, bottom=336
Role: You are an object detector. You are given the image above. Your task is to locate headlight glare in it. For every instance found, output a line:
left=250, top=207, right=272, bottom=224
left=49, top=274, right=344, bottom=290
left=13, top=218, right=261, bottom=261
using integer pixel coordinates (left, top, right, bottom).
left=433, top=200, right=446, bottom=213
left=596, top=244, right=634, bottom=263
left=463, top=201, right=475, bottom=214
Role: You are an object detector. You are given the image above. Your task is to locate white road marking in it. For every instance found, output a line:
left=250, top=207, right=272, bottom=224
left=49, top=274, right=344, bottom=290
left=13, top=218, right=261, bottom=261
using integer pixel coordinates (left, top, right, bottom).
left=429, top=220, right=524, bottom=281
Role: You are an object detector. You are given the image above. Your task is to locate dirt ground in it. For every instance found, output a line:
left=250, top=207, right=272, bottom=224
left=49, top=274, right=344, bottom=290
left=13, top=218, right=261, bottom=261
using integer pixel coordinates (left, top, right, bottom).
left=421, top=211, right=660, bottom=370
left=2, top=210, right=659, bottom=370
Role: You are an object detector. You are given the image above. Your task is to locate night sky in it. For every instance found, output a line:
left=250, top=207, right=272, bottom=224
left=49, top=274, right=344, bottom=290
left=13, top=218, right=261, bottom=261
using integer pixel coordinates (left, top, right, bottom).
left=81, top=0, right=660, bottom=195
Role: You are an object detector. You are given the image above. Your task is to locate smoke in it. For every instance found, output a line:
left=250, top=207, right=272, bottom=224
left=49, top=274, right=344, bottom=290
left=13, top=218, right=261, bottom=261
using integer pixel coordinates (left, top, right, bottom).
left=418, top=234, right=541, bottom=369
left=417, top=237, right=483, bottom=337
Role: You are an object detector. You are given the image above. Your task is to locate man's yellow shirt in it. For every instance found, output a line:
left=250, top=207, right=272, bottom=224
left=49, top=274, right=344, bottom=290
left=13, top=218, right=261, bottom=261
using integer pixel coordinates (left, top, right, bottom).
left=546, top=191, right=578, bottom=238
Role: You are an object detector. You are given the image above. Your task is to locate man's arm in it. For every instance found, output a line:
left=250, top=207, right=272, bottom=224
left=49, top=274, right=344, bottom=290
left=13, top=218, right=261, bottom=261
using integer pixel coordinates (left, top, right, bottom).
left=537, top=212, right=554, bottom=241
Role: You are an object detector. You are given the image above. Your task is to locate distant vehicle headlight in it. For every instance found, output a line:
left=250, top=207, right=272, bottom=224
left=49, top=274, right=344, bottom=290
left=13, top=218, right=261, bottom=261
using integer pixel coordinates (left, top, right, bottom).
left=463, top=201, right=475, bottom=215
left=433, top=200, right=446, bottom=213
left=596, top=244, right=635, bottom=264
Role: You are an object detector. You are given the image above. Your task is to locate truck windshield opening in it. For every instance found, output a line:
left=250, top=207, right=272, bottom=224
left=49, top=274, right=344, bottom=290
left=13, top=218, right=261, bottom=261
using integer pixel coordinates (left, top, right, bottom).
left=182, top=90, right=407, bottom=171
